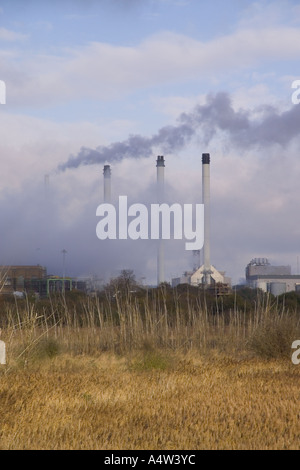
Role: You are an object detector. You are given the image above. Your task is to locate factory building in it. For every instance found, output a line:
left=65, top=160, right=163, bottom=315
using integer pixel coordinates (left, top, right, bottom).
left=0, top=265, right=47, bottom=295
left=0, top=265, right=86, bottom=297
left=24, top=277, right=80, bottom=297
left=172, top=265, right=231, bottom=288
left=171, top=153, right=231, bottom=290
left=246, top=258, right=300, bottom=295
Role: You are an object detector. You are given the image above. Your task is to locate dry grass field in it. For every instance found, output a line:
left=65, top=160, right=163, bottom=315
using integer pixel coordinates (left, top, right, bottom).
left=0, top=287, right=300, bottom=450
left=0, top=352, right=300, bottom=450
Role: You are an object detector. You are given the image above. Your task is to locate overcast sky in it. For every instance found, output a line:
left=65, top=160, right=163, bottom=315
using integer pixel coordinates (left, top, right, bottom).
left=0, top=0, right=300, bottom=285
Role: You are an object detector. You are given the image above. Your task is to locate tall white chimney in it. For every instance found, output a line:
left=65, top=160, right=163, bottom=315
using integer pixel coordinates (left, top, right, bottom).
left=103, top=164, right=111, bottom=203
left=202, top=153, right=212, bottom=285
left=156, top=155, right=165, bottom=285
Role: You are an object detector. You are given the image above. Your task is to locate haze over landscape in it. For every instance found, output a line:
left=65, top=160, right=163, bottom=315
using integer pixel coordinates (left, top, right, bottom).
left=1, top=0, right=300, bottom=285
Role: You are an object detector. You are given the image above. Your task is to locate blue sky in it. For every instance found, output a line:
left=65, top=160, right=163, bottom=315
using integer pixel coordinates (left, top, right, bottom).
left=0, top=0, right=300, bottom=285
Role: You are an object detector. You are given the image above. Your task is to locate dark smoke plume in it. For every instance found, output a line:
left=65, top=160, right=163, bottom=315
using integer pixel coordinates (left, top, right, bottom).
left=57, top=92, right=300, bottom=172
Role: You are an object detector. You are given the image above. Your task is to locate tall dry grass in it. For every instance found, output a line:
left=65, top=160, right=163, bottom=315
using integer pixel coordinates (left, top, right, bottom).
left=0, top=287, right=300, bottom=449
left=0, top=286, right=299, bottom=365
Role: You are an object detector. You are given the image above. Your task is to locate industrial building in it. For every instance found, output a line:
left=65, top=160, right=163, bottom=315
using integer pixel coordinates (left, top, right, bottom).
left=0, top=265, right=47, bottom=295
left=172, top=265, right=231, bottom=288
left=0, top=265, right=86, bottom=297
left=24, top=277, right=86, bottom=297
left=171, top=153, right=231, bottom=290
left=245, top=258, right=300, bottom=295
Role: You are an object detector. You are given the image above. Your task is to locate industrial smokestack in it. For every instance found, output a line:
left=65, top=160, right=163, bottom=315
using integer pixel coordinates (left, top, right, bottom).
left=202, top=153, right=212, bottom=285
left=156, top=155, right=165, bottom=285
left=103, top=164, right=111, bottom=203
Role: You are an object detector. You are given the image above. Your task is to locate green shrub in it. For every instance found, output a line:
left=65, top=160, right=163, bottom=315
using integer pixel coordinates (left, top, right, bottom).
left=33, top=338, right=61, bottom=360
left=129, top=349, right=173, bottom=372
left=247, top=315, right=300, bottom=359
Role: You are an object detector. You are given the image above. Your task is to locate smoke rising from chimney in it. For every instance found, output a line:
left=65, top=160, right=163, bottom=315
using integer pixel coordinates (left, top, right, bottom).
left=57, top=92, right=300, bottom=173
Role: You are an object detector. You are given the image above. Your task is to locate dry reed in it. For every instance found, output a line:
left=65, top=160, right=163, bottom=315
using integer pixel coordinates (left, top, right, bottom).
left=0, top=287, right=299, bottom=449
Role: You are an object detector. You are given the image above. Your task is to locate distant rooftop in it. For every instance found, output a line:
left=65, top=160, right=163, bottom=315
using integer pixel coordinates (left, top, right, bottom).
left=246, top=258, right=291, bottom=280
left=248, top=258, right=270, bottom=266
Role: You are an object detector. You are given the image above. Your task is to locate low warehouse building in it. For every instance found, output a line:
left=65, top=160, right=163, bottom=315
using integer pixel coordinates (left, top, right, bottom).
left=0, top=265, right=46, bottom=295
left=246, top=258, right=300, bottom=295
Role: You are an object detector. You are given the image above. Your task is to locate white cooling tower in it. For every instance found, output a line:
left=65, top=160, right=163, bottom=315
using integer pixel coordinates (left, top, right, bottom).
left=103, top=164, right=111, bottom=203
left=156, top=155, right=165, bottom=285
left=202, top=153, right=212, bottom=285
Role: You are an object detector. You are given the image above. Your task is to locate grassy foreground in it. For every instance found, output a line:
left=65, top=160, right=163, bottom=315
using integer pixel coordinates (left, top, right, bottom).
left=0, top=287, right=300, bottom=450
left=0, top=351, right=300, bottom=450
